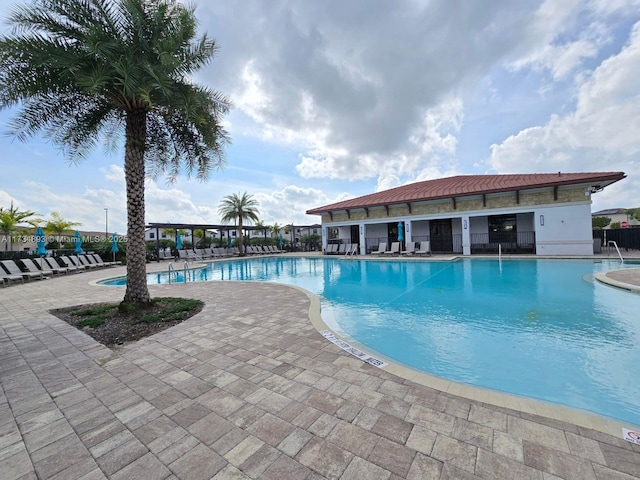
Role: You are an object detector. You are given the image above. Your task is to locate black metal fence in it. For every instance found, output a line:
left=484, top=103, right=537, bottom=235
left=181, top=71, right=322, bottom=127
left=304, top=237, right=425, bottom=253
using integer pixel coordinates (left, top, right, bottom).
left=470, top=231, right=536, bottom=254
left=593, top=228, right=640, bottom=251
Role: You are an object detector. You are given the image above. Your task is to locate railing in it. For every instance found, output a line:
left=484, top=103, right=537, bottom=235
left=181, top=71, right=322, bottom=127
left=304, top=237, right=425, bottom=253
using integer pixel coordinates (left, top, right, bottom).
left=168, top=261, right=191, bottom=283
left=607, top=241, right=624, bottom=263
left=470, top=231, right=535, bottom=254
left=183, top=261, right=191, bottom=282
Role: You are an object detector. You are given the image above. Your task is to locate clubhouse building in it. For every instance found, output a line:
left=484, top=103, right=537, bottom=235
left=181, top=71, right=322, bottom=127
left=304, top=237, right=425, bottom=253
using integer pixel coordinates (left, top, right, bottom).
left=306, top=172, right=626, bottom=256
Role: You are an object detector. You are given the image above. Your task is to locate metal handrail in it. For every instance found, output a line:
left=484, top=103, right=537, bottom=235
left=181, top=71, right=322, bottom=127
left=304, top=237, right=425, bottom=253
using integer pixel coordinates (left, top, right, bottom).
left=168, top=263, right=176, bottom=284
left=607, top=241, right=624, bottom=263
left=183, top=261, right=191, bottom=282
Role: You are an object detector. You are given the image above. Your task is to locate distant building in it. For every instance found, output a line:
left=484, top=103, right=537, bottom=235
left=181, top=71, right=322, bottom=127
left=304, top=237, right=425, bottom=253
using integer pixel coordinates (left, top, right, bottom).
left=591, top=208, right=640, bottom=228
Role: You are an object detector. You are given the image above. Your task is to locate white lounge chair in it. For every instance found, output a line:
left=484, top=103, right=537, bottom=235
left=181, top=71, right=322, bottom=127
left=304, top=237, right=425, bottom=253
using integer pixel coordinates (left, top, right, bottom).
left=415, top=241, right=432, bottom=256
left=371, top=242, right=387, bottom=255
left=401, top=241, right=416, bottom=256
left=382, top=242, right=400, bottom=256
left=346, top=244, right=359, bottom=256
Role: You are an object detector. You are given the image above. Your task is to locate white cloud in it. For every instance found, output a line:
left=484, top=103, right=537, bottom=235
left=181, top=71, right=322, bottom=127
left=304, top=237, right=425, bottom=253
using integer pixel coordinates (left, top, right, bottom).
left=254, top=185, right=345, bottom=225
left=489, top=20, right=640, bottom=209
left=199, top=1, right=553, bottom=186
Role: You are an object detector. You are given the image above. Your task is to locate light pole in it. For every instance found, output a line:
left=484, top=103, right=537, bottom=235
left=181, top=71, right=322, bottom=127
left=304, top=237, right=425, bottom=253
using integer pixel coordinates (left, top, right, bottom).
left=104, top=208, right=108, bottom=241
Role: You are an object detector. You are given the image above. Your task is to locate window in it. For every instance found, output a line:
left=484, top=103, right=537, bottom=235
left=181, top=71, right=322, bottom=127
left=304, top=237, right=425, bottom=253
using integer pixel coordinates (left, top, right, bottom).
left=489, top=215, right=517, bottom=233
left=149, top=232, right=155, bottom=239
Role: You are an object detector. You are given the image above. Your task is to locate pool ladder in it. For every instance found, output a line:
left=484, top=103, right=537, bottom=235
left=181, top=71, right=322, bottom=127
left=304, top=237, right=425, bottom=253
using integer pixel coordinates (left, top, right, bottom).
left=168, top=262, right=192, bottom=283
left=607, top=241, right=624, bottom=263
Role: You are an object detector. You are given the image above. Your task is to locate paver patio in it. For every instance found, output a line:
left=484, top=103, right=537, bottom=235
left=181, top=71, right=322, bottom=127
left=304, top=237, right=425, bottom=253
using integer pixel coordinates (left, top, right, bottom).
left=1, top=258, right=639, bottom=479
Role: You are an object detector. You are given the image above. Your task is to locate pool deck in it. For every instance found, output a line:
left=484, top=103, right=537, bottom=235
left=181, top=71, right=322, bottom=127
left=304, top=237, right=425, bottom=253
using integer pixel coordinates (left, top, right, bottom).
left=1, top=255, right=640, bottom=479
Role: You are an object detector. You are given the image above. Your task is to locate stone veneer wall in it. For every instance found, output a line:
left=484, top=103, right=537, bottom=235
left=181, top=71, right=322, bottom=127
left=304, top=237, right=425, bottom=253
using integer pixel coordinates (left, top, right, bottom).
left=321, top=187, right=586, bottom=224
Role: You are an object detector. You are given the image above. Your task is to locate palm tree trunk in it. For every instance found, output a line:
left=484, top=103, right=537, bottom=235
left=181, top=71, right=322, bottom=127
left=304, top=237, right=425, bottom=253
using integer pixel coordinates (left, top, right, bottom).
left=238, top=219, right=243, bottom=253
left=123, top=109, right=152, bottom=304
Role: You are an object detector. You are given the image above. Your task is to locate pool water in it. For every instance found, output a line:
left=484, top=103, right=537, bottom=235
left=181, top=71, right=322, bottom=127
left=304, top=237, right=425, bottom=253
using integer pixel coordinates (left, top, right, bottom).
left=102, top=257, right=640, bottom=426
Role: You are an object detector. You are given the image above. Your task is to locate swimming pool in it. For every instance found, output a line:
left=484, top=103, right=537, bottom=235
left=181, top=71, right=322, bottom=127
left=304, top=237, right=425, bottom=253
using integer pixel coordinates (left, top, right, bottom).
left=102, top=257, right=640, bottom=426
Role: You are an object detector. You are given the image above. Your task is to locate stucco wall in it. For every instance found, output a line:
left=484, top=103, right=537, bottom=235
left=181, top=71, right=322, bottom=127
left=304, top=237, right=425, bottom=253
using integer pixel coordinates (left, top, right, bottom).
left=535, top=204, right=594, bottom=255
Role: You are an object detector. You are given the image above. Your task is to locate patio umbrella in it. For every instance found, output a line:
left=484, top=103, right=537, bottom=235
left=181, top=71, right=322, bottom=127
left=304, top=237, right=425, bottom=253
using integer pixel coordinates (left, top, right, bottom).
left=176, top=232, right=183, bottom=250
left=35, top=227, right=47, bottom=256
left=397, top=222, right=404, bottom=253
left=227, top=234, right=232, bottom=248
left=278, top=233, right=284, bottom=248
left=111, top=233, right=119, bottom=263
left=73, top=230, right=84, bottom=253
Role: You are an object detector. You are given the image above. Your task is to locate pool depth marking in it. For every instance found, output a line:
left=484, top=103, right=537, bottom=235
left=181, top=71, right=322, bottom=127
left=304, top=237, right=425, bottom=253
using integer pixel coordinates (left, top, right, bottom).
left=321, top=331, right=387, bottom=368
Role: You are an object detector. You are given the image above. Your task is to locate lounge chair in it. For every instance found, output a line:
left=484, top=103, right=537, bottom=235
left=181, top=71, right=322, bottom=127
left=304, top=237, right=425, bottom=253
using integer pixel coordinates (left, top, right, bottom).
left=178, top=249, right=197, bottom=260
left=91, top=254, right=119, bottom=267
left=401, top=241, right=416, bottom=256
left=0, top=259, right=43, bottom=281
left=46, top=256, right=79, bottom=273
left=76, top=255, right=99, bottom=269
left=415, top=241, right=432, bottom=256
left=0, top=269, right=24, bottom=286
left=35, top=257, right=68, bottom=275
left=21, top=258, right=55, bottom=277
left=370, top=242, right=387, bottom=255
left=382, top=242, right=400, bottom=256
left=80, top=255, right=106, bottom=268
left=338, top=244, right=347, bottom=255
left=325, top=244, right=338, bottom=255
left=58, top=255, right=87, bottom=271
left=346, top=244, right=359, bottom=256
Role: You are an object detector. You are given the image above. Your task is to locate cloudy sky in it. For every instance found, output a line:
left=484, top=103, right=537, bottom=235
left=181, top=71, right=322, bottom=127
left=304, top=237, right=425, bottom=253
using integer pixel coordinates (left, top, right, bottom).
left=1, top=0, right=639, bottom=233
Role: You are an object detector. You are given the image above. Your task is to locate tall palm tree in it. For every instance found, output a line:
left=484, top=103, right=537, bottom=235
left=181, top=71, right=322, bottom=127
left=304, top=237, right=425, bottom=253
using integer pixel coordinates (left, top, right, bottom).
left=218, top=193, right=260, bottom=254
left=44, top=211, right=81, bottom=249
left=0, top=0, right=230, bottom=305
left=0, top=201, right=40, bottom=251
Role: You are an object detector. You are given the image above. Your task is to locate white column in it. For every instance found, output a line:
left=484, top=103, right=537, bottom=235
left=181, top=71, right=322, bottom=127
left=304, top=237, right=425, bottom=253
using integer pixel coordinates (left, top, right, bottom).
left=462, top=215, right=471, bottom=256
left=322, top=227, right=328, bottom=253
left=359, top=223, right=366, bottom=255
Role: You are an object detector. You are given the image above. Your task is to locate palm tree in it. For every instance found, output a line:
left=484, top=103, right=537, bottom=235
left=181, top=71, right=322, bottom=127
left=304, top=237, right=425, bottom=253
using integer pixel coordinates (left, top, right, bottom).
left=269, top=222, right=282, bottom=238
left=0, top=201, right=40, bottom=251
left=218, top=193, right=260, bottom=254
left=44, top=212, right=81, bottom=249
left=0, top=0, right=231, bottom=305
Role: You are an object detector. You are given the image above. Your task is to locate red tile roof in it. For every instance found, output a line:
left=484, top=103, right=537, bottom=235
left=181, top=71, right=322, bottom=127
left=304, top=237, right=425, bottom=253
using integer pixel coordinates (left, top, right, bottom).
left=306, top=172, right=626, bottom=214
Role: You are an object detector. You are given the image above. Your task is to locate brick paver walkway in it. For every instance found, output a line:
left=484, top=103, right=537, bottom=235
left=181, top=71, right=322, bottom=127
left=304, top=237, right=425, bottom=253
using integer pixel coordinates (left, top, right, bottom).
left=1, top=261, right=639, bottom=479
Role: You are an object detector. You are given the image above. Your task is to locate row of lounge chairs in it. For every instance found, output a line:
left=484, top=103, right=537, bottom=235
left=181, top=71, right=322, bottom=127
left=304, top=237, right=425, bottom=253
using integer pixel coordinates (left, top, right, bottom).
left=245, top=245, right=283, bottom=255
left=176, top=248, right=238, bottom=260
left=371, top=241, right=431, bottom=256
left=324, top=243, right=359, bottom=255
left=171, top=246, right=283, bottom=261
left=0, top=254, right=120, bottom=287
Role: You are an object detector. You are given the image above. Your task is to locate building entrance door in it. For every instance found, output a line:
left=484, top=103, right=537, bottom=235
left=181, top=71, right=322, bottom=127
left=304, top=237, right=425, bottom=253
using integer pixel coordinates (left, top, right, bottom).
left=430, top=219, right=453, bottom=252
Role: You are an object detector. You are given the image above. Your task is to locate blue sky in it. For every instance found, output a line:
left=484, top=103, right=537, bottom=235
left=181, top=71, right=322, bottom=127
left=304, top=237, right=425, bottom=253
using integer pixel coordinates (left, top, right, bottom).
left=1, top=0, right=639, bottom=233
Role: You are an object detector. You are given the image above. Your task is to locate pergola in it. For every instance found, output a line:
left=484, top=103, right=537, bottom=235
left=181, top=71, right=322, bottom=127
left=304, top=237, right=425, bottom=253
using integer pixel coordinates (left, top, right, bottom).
left=146, top=222, right=268, bottom=260
left=145, top=222, right=322, bottom=261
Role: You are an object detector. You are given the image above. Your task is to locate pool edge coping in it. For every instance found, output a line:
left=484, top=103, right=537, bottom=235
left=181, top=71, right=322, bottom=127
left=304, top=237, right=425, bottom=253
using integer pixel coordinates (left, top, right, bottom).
left=299, top=283, right=637, bottom=438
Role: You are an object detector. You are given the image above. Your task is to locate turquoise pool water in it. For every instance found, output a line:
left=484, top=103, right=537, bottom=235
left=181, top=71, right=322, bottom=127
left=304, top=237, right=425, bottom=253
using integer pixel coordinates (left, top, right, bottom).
left=102, top=257, right=640, bottom=426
